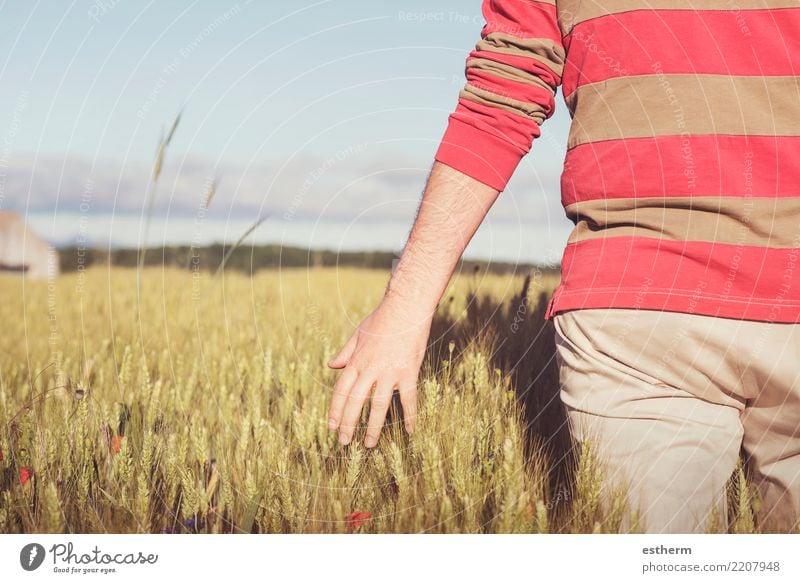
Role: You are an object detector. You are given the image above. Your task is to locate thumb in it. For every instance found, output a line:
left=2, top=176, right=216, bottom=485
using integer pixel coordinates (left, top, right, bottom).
left=327, top=332, right=358, bottom=369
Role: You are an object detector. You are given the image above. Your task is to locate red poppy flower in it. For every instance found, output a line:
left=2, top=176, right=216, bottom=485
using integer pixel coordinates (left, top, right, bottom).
left=19, top=467, right=33, bottom=486
left=345, top=511, right=372, bottom=533
left=111, top=435, right=124, bottom=455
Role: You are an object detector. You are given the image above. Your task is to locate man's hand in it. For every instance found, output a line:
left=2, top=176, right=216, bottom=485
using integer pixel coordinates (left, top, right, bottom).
left=324, top=161, right=500, bottom=448
left=326, top=298, right=431, bottom=448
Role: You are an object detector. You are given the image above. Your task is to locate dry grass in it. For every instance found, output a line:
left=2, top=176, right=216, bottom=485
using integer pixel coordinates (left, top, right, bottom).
left=0, top=266, right=765, bottom=533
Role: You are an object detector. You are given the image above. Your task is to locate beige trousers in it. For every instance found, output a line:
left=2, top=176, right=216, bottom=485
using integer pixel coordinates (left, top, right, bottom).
left=553, top=307, right=800, bottom=533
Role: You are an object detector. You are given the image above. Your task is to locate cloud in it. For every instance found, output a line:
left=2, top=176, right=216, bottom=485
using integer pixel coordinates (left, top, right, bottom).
left=1, top=149, right=563, bottom=225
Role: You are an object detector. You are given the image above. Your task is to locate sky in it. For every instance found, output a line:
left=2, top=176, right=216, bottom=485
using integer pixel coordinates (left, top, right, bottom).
left=0, top=0, right=575, bottom=263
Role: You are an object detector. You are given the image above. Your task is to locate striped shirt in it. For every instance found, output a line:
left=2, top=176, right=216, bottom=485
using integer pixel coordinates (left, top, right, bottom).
left=434, top=0, right=800, bottom=323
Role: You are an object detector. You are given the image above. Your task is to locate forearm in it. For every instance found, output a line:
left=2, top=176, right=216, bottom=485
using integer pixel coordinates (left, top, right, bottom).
left=383, top=160, right=500, bottom=318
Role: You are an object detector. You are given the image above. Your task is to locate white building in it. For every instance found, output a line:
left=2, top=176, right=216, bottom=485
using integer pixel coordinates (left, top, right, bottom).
left=0, top=211, right=59, bottom=279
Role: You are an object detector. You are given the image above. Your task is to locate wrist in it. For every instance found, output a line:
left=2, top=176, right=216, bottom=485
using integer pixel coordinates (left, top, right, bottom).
left=381, top=288, right=438, bottom=322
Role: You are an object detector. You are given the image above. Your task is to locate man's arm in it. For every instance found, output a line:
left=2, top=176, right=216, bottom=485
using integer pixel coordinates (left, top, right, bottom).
left=327, top=0, right=566, bottom=448
left=385, top=161, right=500, bottom=316
left=327, top=161, right=499, bottom=447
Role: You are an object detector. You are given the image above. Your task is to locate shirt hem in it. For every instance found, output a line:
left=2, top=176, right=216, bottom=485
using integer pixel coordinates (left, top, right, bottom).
left=544, top=287, right=800, bottom=324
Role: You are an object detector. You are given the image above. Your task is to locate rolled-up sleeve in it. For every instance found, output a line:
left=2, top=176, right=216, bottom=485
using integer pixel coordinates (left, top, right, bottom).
left=434, top=0, right=566, bottom=191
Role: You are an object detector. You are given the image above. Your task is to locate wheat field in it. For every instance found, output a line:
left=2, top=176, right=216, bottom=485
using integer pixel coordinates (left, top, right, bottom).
left=0, top=266, right=760, bottom=533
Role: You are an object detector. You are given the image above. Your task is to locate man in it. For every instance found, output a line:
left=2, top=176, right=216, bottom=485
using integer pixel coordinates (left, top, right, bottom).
left=326, top=0, right=800, bottom=533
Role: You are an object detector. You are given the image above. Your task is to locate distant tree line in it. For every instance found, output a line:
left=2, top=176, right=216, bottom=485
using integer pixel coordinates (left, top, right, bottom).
left=59, top=244, right=560, bottom=277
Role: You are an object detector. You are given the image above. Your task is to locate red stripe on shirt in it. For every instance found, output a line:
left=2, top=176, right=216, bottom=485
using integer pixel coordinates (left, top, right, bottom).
left=561, top=135, right=800, bottom=206
left=562, top=8, right=800, bottom=97
left=546, top=236, right=800, bottom=322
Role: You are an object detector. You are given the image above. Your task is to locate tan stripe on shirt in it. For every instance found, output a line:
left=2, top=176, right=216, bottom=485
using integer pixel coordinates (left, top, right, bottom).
left=559, top=0, right=799, bottom=33
left=565, top=74, right=800, bottom=149
left=565, top=196, right=800, bottom=248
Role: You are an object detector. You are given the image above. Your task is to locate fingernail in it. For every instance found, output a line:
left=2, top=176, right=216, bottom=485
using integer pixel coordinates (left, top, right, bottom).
left=328, top=418, right=337, bottom=430
left=364, top=437, right=376, bottom=448
left=339, top=433, right=351, bottom=446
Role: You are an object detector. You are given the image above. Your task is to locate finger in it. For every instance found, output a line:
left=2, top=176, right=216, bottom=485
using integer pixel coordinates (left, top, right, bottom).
left=398, top=381, right=418, bottom=434
left=327, top=366, right=358, bottom=431
left=327, top=333, right=358, bottom=369
left=339, top=373, right=375, bottom=446
left=364, top=381, right=395, bottom=448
